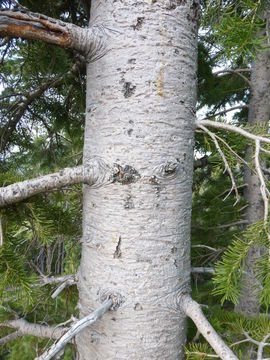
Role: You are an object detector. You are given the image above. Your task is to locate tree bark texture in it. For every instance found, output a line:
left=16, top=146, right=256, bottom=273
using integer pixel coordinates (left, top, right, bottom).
left=77, top=1, right=198, bottom=359
left=236, top=24, right=270, bottom=315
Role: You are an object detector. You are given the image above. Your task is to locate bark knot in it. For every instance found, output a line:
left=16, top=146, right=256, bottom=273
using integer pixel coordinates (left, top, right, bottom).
left=113, top=165, right=140, bottom=184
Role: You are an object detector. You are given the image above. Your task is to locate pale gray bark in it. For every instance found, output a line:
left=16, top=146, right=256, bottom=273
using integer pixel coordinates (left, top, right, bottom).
left=236, top=19, right=270, bottom=315
left=76, top=1, right=199, bottom=359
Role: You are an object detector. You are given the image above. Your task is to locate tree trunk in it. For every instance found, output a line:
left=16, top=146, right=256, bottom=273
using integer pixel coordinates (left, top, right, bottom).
left=236, top=21, right=270, bottom=315
left=77, top=1, right=198, bottom=358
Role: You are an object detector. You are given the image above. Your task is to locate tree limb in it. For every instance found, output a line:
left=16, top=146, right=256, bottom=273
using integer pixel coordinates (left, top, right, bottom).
left=0, top=9, right=104, bottom=56
left=0, top=330, right=23, bottom=345
left=36, top=298, right=113, bottom=360
left=196, top=120, right=270, bottom=145
left=0, top=158, right=115, bottom=208
left=180, top=295, right=238, bottom=360
left=213, top=69, right=252, bottom=88
left=1, top=319, right=69, bottom=340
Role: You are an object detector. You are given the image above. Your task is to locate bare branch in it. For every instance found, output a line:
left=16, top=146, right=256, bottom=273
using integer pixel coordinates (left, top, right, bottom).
left=192, top=245, right=218, bottom=252
left=0, top=158, right=115, bottom=208
left=257, top=333, right=270, bottom=360
left=0, top=330, right=22, bottom=345
left=0, top=9, right=103, bottom=55
left=191, top=267, right=215, bottom=274
left=39, top=274, right=77, bottom=286
left=180, top=295, right=238, bottom=360
left=36, top=298, right=113, bottom=360
left=51, top=278, right=76, bottom=299
left=202, top=104, right=248, bottom=120
left=196, top=120, right=270, bottom=145
left=254, top=139, right=269, bottom=229
left=1, top=319, right=69, bottom=340
left=198, top=124, right=240, bottom=204
left=213, top=69, right=252, bottom=88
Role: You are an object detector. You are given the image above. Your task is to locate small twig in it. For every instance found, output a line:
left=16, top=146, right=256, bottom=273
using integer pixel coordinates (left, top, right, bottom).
left=199, top=124, right=240, bottom=204
left=51, top=278, right=76, bottom=299
left=202, top=104, right=248, bottom=120
left=254, top=140, right=269, bottom=229
left=192, top=245, right=218, bottom=252
left=213, top=69, right=252, bottom=88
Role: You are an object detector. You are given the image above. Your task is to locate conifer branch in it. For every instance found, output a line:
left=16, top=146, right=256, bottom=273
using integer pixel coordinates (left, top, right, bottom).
left=180, top=295, right=238, bottom=360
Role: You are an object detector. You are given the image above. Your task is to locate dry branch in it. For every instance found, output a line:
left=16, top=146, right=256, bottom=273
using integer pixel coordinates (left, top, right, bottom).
left=0, top=330, right=23, bottom=346
left=196, top=120, right=270, bottom=144
left=0, top=9, right=101, bottom=55
left=36, top=298, right=113, bottom=360
left=180, top=295, right=238, bottom=360
left=1, top=319, right=69, bottom=340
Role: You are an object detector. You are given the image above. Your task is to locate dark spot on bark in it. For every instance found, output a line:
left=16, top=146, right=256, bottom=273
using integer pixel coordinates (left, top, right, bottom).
left=134, top=303, right=143, bottom=311
left=124, top=194, right=134, bottom=209
left=174, top=48, right=179, bottom=54
left=111, top=317, right=116, bottom=321
left=171, top=246, right=177, bottom=254
left=174, top=260, right=178, bottom=268
left=164, top=162, right=178, bottom=175
left=114, top=236, right=122, bottom=258
left=127, top=128, right=133, bottom=136
left=207, top=331, right=211, bottom=335
left=129, top=119, right=134, bottom=124
left=131, top=17, right=145, bottom=30
left=123, top=82, right=136, bottom=98
left=149, top=175, right=160, bottom=185
left=114, top=165, right=140, bottom=184
left=128, top=58, right=136, bottom=64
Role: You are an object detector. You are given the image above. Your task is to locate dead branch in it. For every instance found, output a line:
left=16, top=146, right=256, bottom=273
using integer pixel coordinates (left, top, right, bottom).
left=1, top=319, right=69, bottom=340
left=36, top=298, right=113, bottom=360
left=180, top=295, right=238, bottom=360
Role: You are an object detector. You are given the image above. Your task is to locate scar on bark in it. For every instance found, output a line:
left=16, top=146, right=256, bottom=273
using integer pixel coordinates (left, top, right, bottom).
left=123, top=82, right=136, bottom=98
left=114, top=236, right=122, bottom=258
left=113, top=165, right=140, bottom=184
left=131, top=17, right=144, bottom=31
